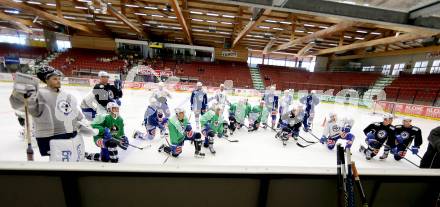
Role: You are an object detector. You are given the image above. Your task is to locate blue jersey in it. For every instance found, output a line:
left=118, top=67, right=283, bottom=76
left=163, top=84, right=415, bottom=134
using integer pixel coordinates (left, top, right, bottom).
left=144, top=106, right=167, bottom=127
left=262, top=92, right=278, bottom=111
left=191, top=89, right=208, bottom=111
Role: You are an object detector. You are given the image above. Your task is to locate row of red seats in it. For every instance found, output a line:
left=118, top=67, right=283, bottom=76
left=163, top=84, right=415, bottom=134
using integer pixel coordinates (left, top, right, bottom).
left=0, top=43, right=48, bottom=59
left=384, top=73, right=440, bottom=104
left=49, top=48, right=125, bottom=76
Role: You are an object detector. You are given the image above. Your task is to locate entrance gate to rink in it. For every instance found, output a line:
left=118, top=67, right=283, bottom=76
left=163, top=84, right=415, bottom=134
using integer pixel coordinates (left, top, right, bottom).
left=0, top=163, right=438, bottom=207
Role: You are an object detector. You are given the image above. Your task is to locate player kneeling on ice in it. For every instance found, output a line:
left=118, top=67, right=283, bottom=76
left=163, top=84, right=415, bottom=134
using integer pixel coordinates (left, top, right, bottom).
left=10, top=66, right=87, bottom=161
left=388, top=117, right=422, bottom=161
left=133, top=98, right=168, bottom=140
left=228, top=99, right=247, bottom=135
left=276, top=108, right=303, bottom=145
left=201, top=106, right=226, bottom=154
left=359, top=113, right=396, bottom=160
left=86, top=102, right=129, bottom=163
left=158, top=108, right=204, bottom=158
left=320, top=114, right=355, bottom=150
left=248, top=101, right=269, bottom=132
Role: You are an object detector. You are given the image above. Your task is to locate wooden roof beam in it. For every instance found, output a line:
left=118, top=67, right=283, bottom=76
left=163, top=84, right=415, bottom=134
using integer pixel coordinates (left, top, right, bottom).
left=2, top=0, right=93, bottom=33
left=0, top=11, right=32, bottom=33
left=97, top=0, right=146, bottom=37
left=270, top=21, right=357, bottom=52
left=169, top=0, right=193, bottom=44
left=232, top=8, right=271, bottom=48
left=297, top=42, right=315, bottom=56
left=312, top=32, right=438, bottom=56
left=263, top=14, right=294, bottom=54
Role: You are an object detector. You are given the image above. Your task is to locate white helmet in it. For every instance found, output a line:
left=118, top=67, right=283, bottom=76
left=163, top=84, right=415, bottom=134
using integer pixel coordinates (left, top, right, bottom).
left=329, top=112, right=337, bottom=119
left=106, top=101, right=119, bottom=110
left=402, top=116, right=412, bottom=122
left=220, top=84, right=225, bottom=88
left=383, top=113, right=394, bottom=120
left=175, top=107, right=185, bottom=114
left=311, top=90, right=317, bottom=94
left=197, top=82, right=203, bottom=87
left=98, top=71, right=109, bottom=77
left=158, top=82, right=164, bottom=88
left=284, top=89, right=290, bottom=94
left=270, top=86, right=276, bottom=91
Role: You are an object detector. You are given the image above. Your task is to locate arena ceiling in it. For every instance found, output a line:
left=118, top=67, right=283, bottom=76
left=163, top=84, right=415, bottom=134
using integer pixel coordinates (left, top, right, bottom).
left=0, top=0, right=439, bottom=58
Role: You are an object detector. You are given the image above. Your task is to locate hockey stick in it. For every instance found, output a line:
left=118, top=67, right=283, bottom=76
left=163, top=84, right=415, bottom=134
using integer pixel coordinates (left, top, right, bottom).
left=24, top=97, right=34, bottom=161
left=403, top=157, right=420, bottom=168
left=296, top=141, right=315, bottom=148
left=406, top=147, right=423, bottom=159
left=346, top=148, right=355, bottom=207
left=298, top=134, right=316, bottom=144
left=352, top=162, right=368, bottom=207
left=308, top=131, right=321, bottom=141
left=224, top=137, right=239, bottom=142
left=112, top=138, right=150, bottom=150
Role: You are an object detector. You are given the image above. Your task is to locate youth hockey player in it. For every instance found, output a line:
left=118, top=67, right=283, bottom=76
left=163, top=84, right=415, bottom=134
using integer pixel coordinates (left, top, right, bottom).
left=133, top=98, right=168, bottom=140
left=420, top=126, right=440, bottom=169
left=10, top=66, right=86, bottom=161
left=320, top=113, right=355, bottom=150
left=277, top=89, right=293, bottom=128
left=262, top=85, right=279, bottom=128
left=200, top=105, right=225, bottom=154
left=152, top=82, right=172, bottom=117
left=228, top=99, right=247, bottom=133
left=93, top=71, right=123, bottom=108
left=390, top=117, right=422, bottom=160
left=359, top=113, right=396, bottom=160
left=276, top=108, right=303, bottom=145
left=300, top=90, right=320, bottom=132
left=86, top=102, right=129, bottom=163
left=248, top=101, right=269, bottom=132
left=210, top=83, right=229, bottom=109
left=159, top=108, right=204, bottom=157
left=190, top=82, right=208, bottom=130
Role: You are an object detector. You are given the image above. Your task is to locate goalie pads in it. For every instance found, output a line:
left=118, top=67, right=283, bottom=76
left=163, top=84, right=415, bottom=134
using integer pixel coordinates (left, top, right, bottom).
left=49, top=134, right=85, bottom=162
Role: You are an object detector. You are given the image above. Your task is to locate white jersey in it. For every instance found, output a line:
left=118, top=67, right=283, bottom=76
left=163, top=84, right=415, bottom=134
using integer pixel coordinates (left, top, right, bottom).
left=323, top=120, right=342, bottom=138
left=153, top=88, right=172, bottom=103
left=280, top=94, right=293, bottom=116
left=213, top=90, right=228, bottom=106
left=80, top=92, right=106, bottom=114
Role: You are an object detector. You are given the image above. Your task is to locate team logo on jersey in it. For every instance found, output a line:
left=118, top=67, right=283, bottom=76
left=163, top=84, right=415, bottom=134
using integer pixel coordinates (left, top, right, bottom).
left=377, top=130, right=387, bottom=139
left=57, top=100, right=72, bottom=115
left=111, top=125, right=119, bottom=135
left=108, top=90, right=114, bottom=99
left=332, top=125, right=341, bottom=132
left=400, top=131, right=410, bottom=139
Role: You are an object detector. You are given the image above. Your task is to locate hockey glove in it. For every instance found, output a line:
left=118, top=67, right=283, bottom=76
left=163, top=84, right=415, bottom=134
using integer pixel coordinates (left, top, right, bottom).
left=185, top=124, right=194, bottom=138
left=103, top=128, right=112, bottom=141
left=410, top=146, right=419, bottom=155
left=320, top=136, right=327, bottom=144
left=391, top=147, right=398, bottom=155
left=366, top=132, right=375, bottom=140
left=118, top=136, right=129, bottom=150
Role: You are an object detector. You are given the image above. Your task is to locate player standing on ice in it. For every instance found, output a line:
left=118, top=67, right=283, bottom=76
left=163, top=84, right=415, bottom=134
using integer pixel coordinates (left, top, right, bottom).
left=10, top=66, right=87, bottom=161
left=82, top=71, right=123, bottom=120
left=210, top=84, right=229, bottom=109
left=300, top=90, right=320, bottom=132
left=133, top=97, right=168, bottom=140
left=191, top=82, right=208, bottom=130
left=152, top=82, right=172, bottom=118
left=200, top=106, right=225, bottom=154
left=359, top=113, right=396, bottom=160
left=86, top=102, right=129, bottom=163
left=277, top=89, right=293, bottom=128
left=262, top=85, right=279, bottom=129
left=276, top=107, right=303, bottom=145
left=320, top=114, right=355, bottom=150
left=158, top=108, right=204, bottom=157
left=248, top=100, right=269, bottom=132
left=389, top=117, right=422, bottom=160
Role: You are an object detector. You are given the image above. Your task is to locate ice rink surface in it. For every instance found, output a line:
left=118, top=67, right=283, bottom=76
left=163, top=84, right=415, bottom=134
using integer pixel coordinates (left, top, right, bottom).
left=0, top=81, right=438, bottom=170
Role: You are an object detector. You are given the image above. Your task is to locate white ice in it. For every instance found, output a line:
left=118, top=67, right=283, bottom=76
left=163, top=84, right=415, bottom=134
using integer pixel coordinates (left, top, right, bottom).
left=0, top=81, right=437, bottom=170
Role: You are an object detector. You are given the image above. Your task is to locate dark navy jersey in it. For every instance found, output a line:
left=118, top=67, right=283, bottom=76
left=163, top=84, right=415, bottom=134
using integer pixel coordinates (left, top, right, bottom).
left=394, top=125, right=422, bottom=148
left=93, top=83, right=123, bottom=108
left=363, top=122, right=396, bottom=147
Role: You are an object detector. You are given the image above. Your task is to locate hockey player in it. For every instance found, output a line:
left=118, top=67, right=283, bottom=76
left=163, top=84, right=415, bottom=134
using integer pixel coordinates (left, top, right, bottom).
left=80, top=91, right=107, bottom=121
left=210, top=83, right=229, bottom=109
left=190, top=82, right=208, bottom=129
left=133, top=98, right=168, bottom=140
left=320, top=114, right=355, bottom=150
left=276, top=108, right=303, bottom=145
left=390, top=117, right=422, bottom=161
left=277, top=89, right=293, bottom=128
left=10, top=66, right=86, bottom=161
left=359, top=113, right=396, bottom=160
left=420, top=126, right=440, bottom=169
left=152, top=82, right=172, bottom=118
left=300, top=90, right=320, bottom=132
left=93, top=71, right=123, bottom=108
left=228, top=99, right=247, bottom=133
left=200, top=105, right=225, bottom=154
left=262, top=85, right=279, bottom=128
left=248, top=101, right=269, bottom=132
left=86, top=102, right=129, bottom=163
left=158, top=108, right=204, bottom=157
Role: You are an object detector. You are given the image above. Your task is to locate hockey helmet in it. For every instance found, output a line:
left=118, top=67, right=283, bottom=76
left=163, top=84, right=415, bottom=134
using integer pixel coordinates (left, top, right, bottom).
left=98, top=71, right=110, bottom=77
left=36, top=65, right=63, bottom=83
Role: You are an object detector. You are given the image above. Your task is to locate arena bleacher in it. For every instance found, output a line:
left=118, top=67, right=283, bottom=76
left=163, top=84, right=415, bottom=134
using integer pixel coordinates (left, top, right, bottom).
left=0, top=43, right=48, bottom=59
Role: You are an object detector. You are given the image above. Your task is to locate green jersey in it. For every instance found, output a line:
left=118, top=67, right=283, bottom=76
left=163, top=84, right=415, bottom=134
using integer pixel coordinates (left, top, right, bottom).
left=168, top=115, right=190, bottom=145
left=230, top=102, right=247, bottom=124
left=91, top=114, right=125, bottom=147
left=249, top=105, right=269, bottom=123
left=200, top=110, right=224, bottom=134
left=245, top=103, right=252, bottom=117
